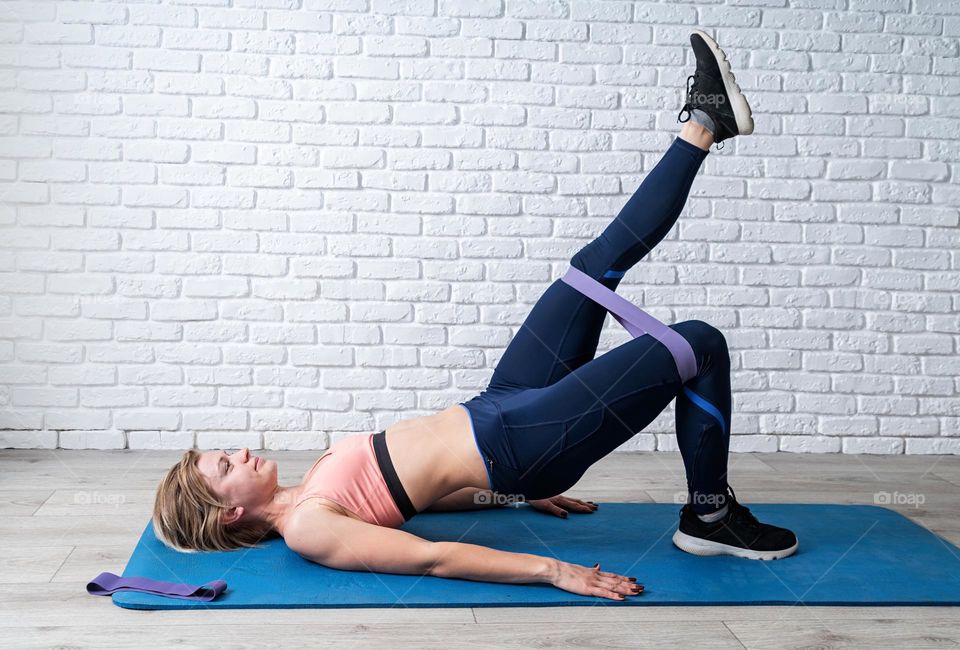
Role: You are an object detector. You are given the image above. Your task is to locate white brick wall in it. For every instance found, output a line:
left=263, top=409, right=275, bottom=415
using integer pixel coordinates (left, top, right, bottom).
left=0, top=0, right=958, bottom=454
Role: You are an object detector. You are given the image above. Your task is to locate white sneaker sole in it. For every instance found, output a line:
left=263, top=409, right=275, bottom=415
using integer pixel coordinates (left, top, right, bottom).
left=672, top=528, right=798, bottom=561
left=691, top=28, right=754, bottom=137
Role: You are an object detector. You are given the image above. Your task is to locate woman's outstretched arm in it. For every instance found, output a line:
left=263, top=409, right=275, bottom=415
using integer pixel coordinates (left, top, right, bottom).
left=285, top=507, right=642, bottom=601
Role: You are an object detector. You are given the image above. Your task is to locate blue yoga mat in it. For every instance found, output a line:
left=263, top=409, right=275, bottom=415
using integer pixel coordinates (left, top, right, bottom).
left=112, top=503, right=960, bottom=609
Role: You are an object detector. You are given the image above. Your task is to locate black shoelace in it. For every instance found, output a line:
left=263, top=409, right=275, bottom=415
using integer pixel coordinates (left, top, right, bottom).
left=725, top=485, right=761, bottom=531
left=676, top=73, right=699, bottom=124
left=677, top=71, right=725, bottom=150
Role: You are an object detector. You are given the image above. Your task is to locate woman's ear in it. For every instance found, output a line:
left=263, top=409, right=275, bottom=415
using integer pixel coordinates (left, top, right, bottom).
left=221, top=505, right=244, bottom=526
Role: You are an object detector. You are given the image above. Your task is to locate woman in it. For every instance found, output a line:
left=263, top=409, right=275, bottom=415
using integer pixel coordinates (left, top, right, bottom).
left=153, top=30, right=797, bottom=602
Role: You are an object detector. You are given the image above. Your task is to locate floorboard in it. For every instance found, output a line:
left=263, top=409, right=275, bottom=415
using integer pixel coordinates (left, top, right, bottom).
left=1, top=449, right=957, bottom=648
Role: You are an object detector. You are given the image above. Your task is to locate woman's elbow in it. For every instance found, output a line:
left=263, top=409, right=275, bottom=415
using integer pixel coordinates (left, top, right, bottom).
left=425, top=541, right=460, bottom=578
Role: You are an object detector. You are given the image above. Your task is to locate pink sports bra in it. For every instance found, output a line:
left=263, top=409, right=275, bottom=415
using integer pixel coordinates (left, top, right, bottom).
left=295, top=431, right=417, bottom=528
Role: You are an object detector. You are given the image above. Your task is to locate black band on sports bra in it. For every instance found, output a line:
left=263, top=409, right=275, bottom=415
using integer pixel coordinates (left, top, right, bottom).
left=371, top=430, right=418, bottom=522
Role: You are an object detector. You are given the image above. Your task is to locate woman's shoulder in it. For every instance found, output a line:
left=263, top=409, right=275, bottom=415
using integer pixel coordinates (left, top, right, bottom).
left=285, top=498, right=344, bottom=537
left=287, top=496, right=364, bottom=534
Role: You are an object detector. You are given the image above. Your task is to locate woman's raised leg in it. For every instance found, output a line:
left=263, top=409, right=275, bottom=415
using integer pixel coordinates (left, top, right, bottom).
left=488, top=125, right=712, bottom=392
left=486, top=28, right=796, bottom=560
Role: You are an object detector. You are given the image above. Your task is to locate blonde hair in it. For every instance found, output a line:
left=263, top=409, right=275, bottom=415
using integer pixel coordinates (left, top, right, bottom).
left=152, top=449, right=280, bottom=553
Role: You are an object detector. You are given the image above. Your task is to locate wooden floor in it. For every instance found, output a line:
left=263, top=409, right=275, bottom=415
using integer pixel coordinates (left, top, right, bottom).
left=2, top=448, right=959, bottom=649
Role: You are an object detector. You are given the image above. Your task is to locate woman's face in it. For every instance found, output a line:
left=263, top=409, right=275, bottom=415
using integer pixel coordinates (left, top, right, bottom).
left=197, top=448, right=276, bottom=509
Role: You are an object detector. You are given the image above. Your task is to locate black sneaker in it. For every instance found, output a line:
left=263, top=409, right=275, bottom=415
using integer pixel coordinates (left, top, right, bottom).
left=672, top=485, right=798, bottom=561
left=677, top=28, right=754, bottom=145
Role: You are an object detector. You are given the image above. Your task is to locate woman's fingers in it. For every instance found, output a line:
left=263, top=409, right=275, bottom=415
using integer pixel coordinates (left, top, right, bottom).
left=588, top=565, right=643, bottom=597
left=618, top=578, right=644, bottom=595
left=593, top=569, right=643, bottom=594
left=527, top=499, right=565, bottom=517
left=593, top=578, right=642, bottom=599
left=598, top=572, right=627, bottom=585
left=557, top=496, right=597, bottom=513
left=598, top=573, right=642, bottom=594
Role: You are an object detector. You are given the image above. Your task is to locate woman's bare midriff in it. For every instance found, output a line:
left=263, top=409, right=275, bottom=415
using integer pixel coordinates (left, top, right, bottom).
left=298, top=403, right=490, bottom=521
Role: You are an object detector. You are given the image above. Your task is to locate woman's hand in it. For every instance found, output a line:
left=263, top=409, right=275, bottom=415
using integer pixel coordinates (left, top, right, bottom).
left=526, top=494, right=598, bottom=518
left=550, top=560, right=644, bottom=601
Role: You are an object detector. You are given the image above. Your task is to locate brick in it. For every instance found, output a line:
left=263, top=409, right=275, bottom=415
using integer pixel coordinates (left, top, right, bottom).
left=59, top=429, right=126, bottom=449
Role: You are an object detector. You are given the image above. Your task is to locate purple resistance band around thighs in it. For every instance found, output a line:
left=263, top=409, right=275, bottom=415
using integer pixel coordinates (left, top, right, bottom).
left=86, top=571, right=227, bottom=602
left=561, top=265, right=698, bottom=384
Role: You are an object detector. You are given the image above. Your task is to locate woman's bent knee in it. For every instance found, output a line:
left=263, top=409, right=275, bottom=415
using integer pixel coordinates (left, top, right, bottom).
left=673, top=319, right=728, bottom=353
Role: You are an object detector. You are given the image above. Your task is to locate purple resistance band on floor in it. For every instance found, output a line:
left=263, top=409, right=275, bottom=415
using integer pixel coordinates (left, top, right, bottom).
left=560, top=265, right=698, bottom=384
left=87, top=571, right=227, bottom=602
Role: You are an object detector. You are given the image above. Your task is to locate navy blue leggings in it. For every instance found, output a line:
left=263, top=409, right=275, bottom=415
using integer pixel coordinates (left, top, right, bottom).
left=461, top=136, right=732, bottom=514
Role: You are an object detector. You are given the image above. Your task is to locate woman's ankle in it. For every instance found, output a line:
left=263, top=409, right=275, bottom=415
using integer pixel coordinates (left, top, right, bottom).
left=679, top=121, right=714, bottom=151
